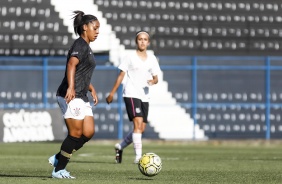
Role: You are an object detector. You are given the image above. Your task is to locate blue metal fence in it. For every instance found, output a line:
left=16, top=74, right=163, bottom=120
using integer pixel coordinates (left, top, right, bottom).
left=159, top=56, right=282, bottom=139
left=0, top=56, right=282, bottom=139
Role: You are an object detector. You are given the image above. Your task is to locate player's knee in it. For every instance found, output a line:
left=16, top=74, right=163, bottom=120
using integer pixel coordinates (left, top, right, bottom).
left=84, top=131, right=94, bottom=138
left=133, top=126, right=143, bottom=133
left=70, top=129, right=83, bottom=138
left=83, top=128, right=95, bottom=138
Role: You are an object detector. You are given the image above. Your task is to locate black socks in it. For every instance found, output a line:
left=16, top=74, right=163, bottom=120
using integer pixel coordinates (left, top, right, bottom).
left=55, top=135, right=79, bottom=172
left=54, top=135, right=91, bottom=172
left=74, top=134, right=91, bottom=152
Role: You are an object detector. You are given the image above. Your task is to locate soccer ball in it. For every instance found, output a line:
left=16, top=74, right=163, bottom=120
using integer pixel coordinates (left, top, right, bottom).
left=138, top=152, right=162, bottom=177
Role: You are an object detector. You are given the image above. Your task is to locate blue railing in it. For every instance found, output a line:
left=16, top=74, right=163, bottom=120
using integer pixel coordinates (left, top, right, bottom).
left=159, top=56, right=282, bottom=140
left=0, top=56, right=118, bottom=109
left=1, top=56, right=282, bottom=139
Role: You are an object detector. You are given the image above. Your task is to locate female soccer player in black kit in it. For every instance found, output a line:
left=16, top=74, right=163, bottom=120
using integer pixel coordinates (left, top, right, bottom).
left=48, top=10, right=99, bottom=179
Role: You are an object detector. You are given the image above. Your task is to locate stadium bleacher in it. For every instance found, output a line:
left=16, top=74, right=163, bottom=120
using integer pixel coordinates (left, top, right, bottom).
left=1, top=0, right=282, bottom=56
left=0, top=0, right=73, bottom=56
left=94, top=0, right=282, bottom=55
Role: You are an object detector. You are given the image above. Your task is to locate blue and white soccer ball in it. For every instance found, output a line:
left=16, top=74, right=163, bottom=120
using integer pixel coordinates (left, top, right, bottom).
left=138, top=152, right=162, bottom=177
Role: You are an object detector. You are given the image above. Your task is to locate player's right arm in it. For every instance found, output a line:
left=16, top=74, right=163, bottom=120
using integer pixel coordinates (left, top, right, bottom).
left=65, top=56, right=79, bottom=103
left=106, top=70, right=125, bottom=104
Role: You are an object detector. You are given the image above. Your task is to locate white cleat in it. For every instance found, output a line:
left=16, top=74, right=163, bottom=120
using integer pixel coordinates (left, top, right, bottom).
left=134, top=157, right=141, bottom=164
left=52, top=169, right=75, bottom=179
left=48, top=154, right=58, bottom=167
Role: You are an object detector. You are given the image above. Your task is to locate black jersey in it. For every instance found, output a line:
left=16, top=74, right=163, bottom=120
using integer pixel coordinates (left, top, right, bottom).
left=57, top=37, right=96, bottom=102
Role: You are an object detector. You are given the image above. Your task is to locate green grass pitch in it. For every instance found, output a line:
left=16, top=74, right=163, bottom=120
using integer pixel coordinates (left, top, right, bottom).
left=0, top=140, right=282, bottom=184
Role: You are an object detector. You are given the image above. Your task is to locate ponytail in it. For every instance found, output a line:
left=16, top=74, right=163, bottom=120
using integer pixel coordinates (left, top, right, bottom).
left=72, top=10, right=98, bottom=35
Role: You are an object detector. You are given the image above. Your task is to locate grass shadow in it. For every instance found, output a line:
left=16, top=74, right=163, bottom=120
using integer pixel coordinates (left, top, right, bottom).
left=129, top=177, right=154, bottom=181
left=71, top=160, right=117, bottom=164
left=0, top=174, right=50, bottom=179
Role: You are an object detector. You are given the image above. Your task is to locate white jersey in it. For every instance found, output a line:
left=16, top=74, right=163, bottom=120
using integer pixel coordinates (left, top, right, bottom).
left=118, top=51, right=161, bottom=102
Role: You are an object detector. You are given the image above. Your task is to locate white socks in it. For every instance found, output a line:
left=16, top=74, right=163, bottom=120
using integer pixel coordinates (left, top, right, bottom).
left=118, top=131, right=142, bottom=161
left=132, top=133, right=142, bottom=160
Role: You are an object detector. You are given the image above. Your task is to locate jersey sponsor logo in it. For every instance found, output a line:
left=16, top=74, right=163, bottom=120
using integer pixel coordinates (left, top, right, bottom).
left=71, top=51, right=79, bottom=55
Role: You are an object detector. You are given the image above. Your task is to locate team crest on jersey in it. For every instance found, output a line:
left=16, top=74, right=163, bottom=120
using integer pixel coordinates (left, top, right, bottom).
left=135, top=107, right=141, bottom=113
left=72, top=107, right=81, bottom=116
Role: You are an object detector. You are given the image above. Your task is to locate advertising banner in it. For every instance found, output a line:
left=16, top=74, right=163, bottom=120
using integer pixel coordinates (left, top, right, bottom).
left=0, top=109, right=65, bottom=142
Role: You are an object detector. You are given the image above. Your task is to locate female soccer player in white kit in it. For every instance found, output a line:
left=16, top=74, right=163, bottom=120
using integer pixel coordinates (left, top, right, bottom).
left=106, top=31, right=161, bottom=163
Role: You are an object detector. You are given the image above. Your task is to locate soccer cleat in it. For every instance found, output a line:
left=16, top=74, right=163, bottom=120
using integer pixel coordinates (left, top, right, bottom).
left=115, top=143, right=123, bottom=163
left=52, top=168, right=75, bottom=179
left=48, top=154, right=58, bottom=167
left=134, top=157, right=141, bottom=164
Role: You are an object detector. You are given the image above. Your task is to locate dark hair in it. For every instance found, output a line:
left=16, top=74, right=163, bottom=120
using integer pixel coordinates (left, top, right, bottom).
left=72, top=10, right=98, bottom=35
left=135, top=31, right=150, bottom=43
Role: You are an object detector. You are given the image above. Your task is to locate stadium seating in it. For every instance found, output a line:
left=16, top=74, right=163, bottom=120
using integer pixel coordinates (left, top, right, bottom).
left=1, top=0, right=282, bottom=56
left=0, top=0, right=73, bottom=56
left=94, top=0, right=282, bottom=55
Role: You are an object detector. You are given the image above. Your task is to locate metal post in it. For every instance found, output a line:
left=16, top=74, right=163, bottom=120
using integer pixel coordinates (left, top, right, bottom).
left=42, top=57, right=48, bottom=108
left=192, top=56, right=197, bottom=140
left=265, top=57, right=271, bottom=140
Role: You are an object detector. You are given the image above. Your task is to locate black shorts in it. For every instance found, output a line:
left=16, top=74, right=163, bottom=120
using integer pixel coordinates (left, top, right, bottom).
left=124, top=97, right=149, bottom=123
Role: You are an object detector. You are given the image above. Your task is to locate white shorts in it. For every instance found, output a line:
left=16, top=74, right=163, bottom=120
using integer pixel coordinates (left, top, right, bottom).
left=57, top=96, right=93, bottom=120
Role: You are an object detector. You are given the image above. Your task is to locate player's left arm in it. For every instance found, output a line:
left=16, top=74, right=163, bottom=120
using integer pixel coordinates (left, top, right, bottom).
left=148, top=75, right=158, bottom=86
left=148, top=57, right=161, bottom=86
left=89, top=83, right=98, bottom=105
